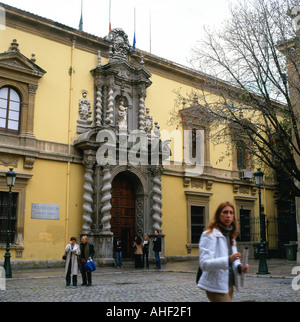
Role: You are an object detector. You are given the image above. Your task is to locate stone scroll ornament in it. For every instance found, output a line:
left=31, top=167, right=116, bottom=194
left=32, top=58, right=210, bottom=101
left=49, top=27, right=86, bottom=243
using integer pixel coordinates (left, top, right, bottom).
left=151, top=169, right=163, bottom=232
left=107, top=28, right=133, bottom=60
left=82, top=154, right=95, bottom=233
left=101, top=167, right=113, bottom=234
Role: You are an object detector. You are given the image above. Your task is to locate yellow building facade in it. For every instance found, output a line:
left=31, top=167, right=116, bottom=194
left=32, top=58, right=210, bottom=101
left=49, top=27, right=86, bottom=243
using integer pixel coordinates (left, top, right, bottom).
left=0, top=3, right=278, bottom=268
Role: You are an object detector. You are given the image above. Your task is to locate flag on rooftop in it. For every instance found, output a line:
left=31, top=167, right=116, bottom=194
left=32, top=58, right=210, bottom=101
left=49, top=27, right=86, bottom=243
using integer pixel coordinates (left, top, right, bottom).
left=133, top=32, right=136, bottom=51
left=132, top=7, right=136, bottom=51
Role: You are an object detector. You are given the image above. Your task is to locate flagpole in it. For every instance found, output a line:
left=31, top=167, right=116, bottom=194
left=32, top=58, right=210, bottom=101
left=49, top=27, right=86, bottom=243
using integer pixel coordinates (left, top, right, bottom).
left=109, top=0, right=111, bottom=33
left=149, top=9, right=152, bottom=53
left=134, top=7, right=136, bottom=35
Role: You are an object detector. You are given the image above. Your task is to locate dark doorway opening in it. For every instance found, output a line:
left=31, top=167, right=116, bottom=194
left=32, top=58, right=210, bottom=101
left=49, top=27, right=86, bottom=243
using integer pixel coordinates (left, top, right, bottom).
left=111, top=172, right=135, bottom=258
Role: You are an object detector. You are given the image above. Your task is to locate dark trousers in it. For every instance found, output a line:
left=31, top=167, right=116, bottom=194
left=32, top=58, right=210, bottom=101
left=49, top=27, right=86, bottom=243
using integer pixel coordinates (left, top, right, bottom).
left=142, top=250, right=149, bottom=268
left=80, top=263, right=92, bottom=285
left=81, top=267, right=92, bottom=285
left=134, top=254, right=142, bottom=268
left=155, top=251, right=161, bottom=268
left=66, top=259, right=77, bottom=286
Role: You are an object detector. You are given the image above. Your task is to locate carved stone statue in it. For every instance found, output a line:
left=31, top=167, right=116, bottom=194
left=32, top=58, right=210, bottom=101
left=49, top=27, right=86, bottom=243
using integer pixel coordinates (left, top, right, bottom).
left=77, top=92, right=93, bottom=133
left=79, top=92, right=92, bottom=121
left=117, top=99, right=127, bottom=132
left=145, top=108, right=153, bottom=134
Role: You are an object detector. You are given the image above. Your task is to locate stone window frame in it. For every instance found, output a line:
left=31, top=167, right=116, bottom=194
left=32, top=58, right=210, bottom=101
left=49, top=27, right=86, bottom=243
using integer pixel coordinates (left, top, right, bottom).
left=234, top=195, right=257, bottom=257
left=229, top=119, right=255, bottom=173
left=0, top=39, right=46, bottom=139
left=179, top=102, right=213, bottom=170
left=185, top=190, right=212, bottom=253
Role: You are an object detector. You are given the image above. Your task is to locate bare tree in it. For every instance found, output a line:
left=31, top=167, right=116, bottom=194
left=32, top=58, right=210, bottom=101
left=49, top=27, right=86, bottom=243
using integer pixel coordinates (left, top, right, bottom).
left=171, top=0, right=300, bottom=197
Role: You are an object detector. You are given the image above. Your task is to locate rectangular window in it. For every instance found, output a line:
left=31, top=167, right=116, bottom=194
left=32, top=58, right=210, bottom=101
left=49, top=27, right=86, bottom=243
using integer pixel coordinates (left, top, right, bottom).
left=191, top=206, right=205, bottom=244
left=0, top=87, right=20, bottom=133
left=236, top=140, right=250, bottom=170
left=239, top=209, right=251, bottom=241
left=0, top=192, right=18, bottom=244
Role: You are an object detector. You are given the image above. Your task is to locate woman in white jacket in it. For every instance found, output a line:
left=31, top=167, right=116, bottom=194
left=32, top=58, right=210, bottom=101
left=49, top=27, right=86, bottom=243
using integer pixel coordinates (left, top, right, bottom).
left=198, top=201, right=249, bottom=302
left=65, top=236, right=80, bottom=286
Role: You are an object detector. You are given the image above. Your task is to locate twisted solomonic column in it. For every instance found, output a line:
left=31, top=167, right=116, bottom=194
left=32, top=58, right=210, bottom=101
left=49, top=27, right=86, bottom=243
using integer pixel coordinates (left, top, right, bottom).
left=100, top=167, right=113, bottom=234
left=105, top=87, right=114, bottom=125
left=138, top=95, right=145, bottom=131
left=151, top=168, right=163, bottom=232
left=95, top=86, right=102, bottom=126
left=82, top=152, right=95, bottom=234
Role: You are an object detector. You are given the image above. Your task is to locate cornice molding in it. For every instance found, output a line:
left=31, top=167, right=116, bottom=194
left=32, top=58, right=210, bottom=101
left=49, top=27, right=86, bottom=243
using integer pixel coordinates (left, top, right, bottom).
left=0, top=134, right=82, bottom=166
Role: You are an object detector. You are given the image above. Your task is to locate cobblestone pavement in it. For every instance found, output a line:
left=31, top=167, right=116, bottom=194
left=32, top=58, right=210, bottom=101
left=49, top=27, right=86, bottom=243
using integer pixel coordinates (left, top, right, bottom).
left=1, top=262, right=300, bottom=302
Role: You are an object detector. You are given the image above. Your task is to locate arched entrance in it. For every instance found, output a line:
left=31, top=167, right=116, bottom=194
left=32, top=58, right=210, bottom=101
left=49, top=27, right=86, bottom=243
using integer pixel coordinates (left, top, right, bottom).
left=111, top=172, right=136, bottom=258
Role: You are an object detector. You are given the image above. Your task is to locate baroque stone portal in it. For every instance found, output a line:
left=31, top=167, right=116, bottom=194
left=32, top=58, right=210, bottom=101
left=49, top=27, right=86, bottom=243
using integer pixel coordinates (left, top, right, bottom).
left=74, top=29, right=166, bottom=266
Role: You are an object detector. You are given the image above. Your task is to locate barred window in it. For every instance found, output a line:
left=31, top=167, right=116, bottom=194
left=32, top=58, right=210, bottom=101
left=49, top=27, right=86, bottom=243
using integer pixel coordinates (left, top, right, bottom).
left=0, top=87, right=21, bottom=133
left=0, top=192, right=18, bottom=244
left=239, top=208, right=251, bottom=242
left=191, top=206, right=205, bottom=244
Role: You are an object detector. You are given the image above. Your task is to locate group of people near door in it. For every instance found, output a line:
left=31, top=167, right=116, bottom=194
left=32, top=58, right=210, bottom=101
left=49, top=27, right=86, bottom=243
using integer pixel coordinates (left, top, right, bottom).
left=64, top=230, right=162, bottom=286
left=64, top=201, right=249, bottom=302
left=114, top=230, right=162, bottom=269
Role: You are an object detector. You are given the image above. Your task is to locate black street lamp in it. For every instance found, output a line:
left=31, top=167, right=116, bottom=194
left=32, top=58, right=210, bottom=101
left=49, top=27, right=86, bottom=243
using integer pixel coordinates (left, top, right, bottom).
left=4, top=168, right=16, bottom=278
left=254, top=168, right=270, bottom=275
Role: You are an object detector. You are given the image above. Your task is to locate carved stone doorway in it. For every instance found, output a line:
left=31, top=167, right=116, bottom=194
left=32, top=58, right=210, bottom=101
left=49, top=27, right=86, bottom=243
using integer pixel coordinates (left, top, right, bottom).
left=111, top=172, right=136, bottom=259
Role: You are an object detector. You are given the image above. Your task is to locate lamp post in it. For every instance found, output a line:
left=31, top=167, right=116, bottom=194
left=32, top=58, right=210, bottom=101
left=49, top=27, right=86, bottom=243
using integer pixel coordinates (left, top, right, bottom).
left=4, top=168, right=16, bottom=278
left=254, top=168, right=269, bottom=275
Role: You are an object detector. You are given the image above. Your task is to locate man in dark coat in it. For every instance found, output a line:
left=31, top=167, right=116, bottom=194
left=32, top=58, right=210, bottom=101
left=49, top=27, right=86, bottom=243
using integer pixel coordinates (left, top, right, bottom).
left=153, top=230, right=161, bottom=269
left=80, top=235, right=95, bottom=286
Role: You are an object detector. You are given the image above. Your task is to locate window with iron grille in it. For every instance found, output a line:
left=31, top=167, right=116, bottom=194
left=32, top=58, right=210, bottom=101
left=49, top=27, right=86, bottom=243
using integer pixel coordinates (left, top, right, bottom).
left=239, top=209, right=251, bottom=242
left=191, top=206, right=205, bottom=244
left=0, top=191, right=18, bottom=244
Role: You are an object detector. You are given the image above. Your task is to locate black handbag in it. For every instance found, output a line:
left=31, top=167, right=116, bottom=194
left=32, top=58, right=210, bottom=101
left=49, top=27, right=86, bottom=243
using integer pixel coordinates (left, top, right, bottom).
left=62, top=252, right=67, bottom=260
left=196, top=266, right=202, bottom=283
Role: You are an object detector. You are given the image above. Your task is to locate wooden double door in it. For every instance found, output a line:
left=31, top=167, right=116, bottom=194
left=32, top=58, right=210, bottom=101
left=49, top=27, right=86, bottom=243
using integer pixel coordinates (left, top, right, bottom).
left=111, top=173, right=136, bottom=258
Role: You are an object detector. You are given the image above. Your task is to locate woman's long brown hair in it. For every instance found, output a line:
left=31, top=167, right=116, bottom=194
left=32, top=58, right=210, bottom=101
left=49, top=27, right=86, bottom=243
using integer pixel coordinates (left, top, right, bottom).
left=207, top=201, right=238, bottom=245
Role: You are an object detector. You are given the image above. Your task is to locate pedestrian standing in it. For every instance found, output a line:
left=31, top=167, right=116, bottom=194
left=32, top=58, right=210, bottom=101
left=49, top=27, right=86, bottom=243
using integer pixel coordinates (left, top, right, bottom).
left=114, top=236, right=122, bottom=268
left=80, top=235, right=95, bottom=286
left=65, top=237, right=80, bottom=286
left=198, top=201, right=249, bottom=302
left=133, top=236, right=143, bottom=268
left=142, top=235, right=149, bottom=268
left=153, top=230, right=161, bottom=269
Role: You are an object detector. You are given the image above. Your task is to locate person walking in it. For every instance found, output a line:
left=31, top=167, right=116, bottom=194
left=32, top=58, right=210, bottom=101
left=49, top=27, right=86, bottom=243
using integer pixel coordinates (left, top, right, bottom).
left=153, top=230, right=161, bottom=269
left=133, top=236, right=143, bottom=269
left=80, top=235, right=95, bottom=286
left=114, top=236, right=122, bottom=268
left=197, top=201, right=249, bottom=302
left=65, top=237, right=80, bottom=286
left=142, top=235, right=149, bottom=268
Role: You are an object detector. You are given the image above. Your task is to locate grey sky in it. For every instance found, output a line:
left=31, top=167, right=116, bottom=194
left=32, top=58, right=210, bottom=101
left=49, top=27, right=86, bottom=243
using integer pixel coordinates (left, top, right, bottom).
left=0, top=0, right=237, bottom=66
